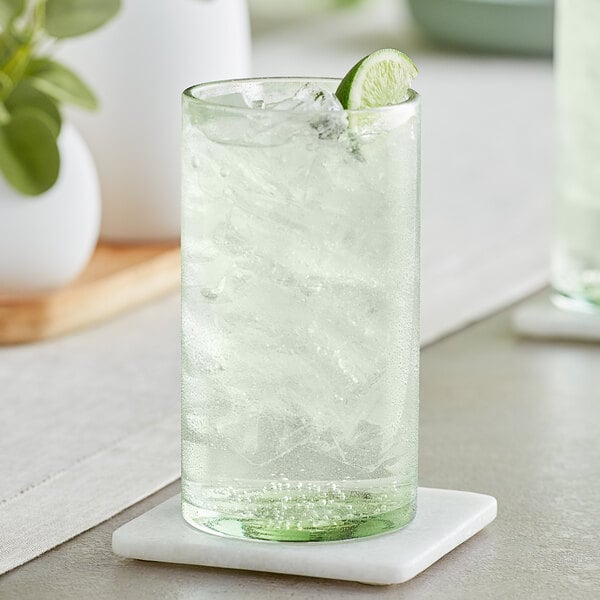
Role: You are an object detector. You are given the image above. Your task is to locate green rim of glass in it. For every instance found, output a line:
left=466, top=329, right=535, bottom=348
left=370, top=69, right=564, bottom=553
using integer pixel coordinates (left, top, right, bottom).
left=183, top=76, right=419, bottom=116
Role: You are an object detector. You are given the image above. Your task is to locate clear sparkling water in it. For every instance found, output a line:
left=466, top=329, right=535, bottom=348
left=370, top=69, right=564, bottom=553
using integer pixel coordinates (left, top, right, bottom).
left=553, top=0, right=600, bottom=310
left=181, top=80, right=420, bottom=541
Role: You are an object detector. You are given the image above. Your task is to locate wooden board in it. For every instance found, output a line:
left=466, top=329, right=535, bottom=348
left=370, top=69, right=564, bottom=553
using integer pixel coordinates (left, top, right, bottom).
left=0, top=242, right=180, bottom=345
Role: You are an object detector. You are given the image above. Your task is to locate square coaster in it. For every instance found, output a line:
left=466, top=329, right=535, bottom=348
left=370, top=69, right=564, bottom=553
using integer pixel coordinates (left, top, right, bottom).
left=512, top=292, right=600, bottom=341
left=112, top=488, right=497, bottom=585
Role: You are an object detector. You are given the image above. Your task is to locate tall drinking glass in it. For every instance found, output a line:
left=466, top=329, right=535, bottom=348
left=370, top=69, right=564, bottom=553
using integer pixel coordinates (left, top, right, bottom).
left=553, top=0, right=600, bottom=310
left=181, top=78, right=420, bottom=542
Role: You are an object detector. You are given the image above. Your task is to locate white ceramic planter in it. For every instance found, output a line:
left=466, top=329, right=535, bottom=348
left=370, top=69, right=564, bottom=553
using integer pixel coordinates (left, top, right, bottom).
left=57, top=0, right=251, bottom=242
left=0, top=124, right=100, bottom=295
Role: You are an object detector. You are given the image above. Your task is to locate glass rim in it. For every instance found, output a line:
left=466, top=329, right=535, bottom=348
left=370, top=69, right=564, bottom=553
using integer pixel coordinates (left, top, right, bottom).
left=183, top=76, right=420, bottom=116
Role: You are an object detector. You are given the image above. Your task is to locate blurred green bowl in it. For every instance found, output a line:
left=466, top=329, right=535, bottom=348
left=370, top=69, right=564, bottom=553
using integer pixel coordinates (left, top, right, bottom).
left=407, top=0, right=554, bottom=56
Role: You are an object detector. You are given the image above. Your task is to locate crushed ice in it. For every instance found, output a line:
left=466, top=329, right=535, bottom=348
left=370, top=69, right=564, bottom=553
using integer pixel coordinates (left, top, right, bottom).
left=200, top=84, right=357, bottom=145
left=243, top=83, right=348, bottom=140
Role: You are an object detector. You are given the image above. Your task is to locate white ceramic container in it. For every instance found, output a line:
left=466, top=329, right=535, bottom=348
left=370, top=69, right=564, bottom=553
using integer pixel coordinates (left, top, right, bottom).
left=57, top=0, right=252, bottom=241
left=0, top=124, right=101, bottom=295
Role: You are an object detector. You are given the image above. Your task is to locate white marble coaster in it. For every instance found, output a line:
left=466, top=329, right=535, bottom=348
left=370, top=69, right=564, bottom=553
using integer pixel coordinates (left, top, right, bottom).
left=512, top=292, right=600, bottom=341
left=112, top=488, right=497, bottom=585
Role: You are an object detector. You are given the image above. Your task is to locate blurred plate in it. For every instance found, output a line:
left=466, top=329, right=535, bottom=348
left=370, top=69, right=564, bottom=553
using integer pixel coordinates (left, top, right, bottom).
left=407, top=0, right=554, bottom=55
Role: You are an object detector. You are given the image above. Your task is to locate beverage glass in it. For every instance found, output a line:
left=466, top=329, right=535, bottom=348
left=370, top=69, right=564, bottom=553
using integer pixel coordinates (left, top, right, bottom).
left=553, top=0, right=600, bottom=311
left=181, top=78, right=421, bottom=542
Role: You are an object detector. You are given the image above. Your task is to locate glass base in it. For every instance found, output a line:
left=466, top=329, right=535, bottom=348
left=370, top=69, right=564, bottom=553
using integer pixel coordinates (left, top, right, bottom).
left=182, top=497, right=416, bottom=542
left=551, top=290, right=600, bottom=314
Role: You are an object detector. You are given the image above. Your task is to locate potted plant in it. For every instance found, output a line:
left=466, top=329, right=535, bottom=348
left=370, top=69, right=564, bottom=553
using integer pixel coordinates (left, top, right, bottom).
left=0, top=0, right=121, bottom=295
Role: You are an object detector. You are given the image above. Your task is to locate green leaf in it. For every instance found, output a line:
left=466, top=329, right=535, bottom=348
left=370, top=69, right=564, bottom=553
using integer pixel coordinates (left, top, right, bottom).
left=6, top=81, right=62, bottom=136
left=0, top=107, right=60, bottom=195
left=0, top=69, right=12, bottom=97
left=0, top=0, right=25, bottom=29
left=0, top=100, right=9, bottom=124
left=26, top=58, right=98, bottom=110
left=45, top=0, right=121, bottom=39
left=0, top=39, right=32, bottom=91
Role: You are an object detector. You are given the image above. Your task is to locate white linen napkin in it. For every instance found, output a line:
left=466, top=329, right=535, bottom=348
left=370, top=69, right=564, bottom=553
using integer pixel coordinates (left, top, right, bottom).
left=0, top=296, right=181, bottom=575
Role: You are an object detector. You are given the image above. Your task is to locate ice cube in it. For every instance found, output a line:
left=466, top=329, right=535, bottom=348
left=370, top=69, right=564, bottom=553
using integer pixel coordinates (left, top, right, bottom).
left=197, top=84, right=350, bottom=146
left=209, top=92, right=251, bottom=108
left=264, top=83, right=348, bottom=140
left=292, top=83, right=344, bottom=112
left=237, top=81, right=266, bottom=109
left=265, top=83, right=344, bottom=112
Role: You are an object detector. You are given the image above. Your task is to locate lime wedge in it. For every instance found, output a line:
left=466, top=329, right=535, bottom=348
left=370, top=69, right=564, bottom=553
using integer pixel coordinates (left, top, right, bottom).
left=335, top=48, right=418, bottom=110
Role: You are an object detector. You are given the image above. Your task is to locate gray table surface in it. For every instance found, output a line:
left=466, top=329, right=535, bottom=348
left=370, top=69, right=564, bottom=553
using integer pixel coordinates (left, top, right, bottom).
left=2, top=293, right=599, bottom=599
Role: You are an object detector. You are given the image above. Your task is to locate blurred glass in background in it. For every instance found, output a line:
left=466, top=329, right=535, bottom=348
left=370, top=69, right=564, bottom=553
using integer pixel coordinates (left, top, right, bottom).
left=553, top=0, right=600, bottom=311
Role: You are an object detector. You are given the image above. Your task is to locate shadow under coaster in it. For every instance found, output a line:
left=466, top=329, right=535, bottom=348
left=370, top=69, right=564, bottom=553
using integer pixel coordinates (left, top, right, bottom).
left=512, top=292, right=600, bottom=342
